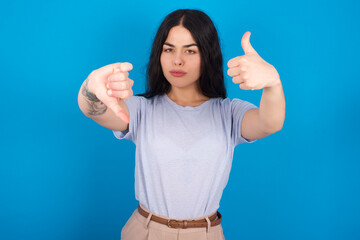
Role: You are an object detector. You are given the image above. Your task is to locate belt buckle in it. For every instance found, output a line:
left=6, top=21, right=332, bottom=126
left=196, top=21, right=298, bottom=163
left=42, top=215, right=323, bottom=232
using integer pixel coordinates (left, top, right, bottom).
left=167, top=219, right=189, bottom=229
left=167, top=219, right=177, bottom=228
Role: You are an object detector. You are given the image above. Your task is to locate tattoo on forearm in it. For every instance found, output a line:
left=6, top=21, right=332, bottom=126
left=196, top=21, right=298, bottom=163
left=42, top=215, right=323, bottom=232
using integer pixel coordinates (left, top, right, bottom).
left=81, top=78, right=107, bottom=116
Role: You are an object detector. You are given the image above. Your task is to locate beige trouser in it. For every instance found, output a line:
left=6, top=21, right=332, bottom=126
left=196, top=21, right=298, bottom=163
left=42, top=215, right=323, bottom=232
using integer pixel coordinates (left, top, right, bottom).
left=121, top=204, right=226, bottom=240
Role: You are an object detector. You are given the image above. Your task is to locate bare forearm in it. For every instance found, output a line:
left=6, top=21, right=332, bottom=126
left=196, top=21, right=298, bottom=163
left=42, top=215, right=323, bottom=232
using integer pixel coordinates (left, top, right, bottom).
left=78, top=78, right=108, bottom=118
left=258, top=81, right=286, bottom=133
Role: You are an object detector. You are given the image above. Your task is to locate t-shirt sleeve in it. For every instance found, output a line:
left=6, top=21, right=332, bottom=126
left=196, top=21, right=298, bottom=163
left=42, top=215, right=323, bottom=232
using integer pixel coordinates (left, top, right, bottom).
left=231, top=98, right=258, bottom=146
left=112, top=95, right=143, bottom=143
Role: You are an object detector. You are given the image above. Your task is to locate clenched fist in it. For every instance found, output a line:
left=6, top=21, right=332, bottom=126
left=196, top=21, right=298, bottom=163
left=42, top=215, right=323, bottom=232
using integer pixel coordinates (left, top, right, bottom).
left=86, top=62, right=134, bottom=123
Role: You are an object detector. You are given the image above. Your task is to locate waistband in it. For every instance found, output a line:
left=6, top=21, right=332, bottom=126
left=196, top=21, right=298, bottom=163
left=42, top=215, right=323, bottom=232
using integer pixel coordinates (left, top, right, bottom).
left=137, top=204, right=222, bottom=229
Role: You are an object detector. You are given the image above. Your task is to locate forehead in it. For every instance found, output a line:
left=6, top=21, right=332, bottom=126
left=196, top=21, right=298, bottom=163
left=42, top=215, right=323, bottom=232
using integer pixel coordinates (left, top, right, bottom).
left=165, top=25, right=196, bottom=45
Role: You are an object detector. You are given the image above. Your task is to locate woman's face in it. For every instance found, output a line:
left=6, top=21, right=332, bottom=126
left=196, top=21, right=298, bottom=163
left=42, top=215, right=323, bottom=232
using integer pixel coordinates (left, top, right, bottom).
left=160, top=25, right=201, bottom=91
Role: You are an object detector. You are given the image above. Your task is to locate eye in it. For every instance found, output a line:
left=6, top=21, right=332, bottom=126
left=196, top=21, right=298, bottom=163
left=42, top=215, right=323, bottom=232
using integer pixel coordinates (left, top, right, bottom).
left=186, top=49, right=196, bottom=54
left=163, top=48, right=173, bottom=53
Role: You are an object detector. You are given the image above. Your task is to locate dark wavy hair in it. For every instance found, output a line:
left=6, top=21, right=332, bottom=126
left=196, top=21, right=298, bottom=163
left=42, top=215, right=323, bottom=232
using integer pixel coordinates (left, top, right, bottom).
left=137, top=9, right=227, bottom=99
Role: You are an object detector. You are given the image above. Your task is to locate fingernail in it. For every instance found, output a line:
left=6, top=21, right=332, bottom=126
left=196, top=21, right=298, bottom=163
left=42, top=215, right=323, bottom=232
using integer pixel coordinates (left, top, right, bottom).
left=107, top=89, right=112, bottom=95
left=114, top=68, right=120, bottom=73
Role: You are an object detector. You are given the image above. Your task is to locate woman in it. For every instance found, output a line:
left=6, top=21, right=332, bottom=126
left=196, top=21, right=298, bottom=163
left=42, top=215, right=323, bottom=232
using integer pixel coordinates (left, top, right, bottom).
left=78, top=9, right=285, bottom=240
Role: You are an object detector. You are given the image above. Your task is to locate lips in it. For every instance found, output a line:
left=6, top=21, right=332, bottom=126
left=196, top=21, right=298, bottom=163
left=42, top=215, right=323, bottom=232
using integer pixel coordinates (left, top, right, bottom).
left=170, top=70, right=186, bottom=77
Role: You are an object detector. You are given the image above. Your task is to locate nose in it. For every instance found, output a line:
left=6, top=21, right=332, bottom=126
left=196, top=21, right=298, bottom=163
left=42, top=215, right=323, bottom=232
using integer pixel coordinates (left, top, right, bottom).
left=174, top=52, right=184, bottom=66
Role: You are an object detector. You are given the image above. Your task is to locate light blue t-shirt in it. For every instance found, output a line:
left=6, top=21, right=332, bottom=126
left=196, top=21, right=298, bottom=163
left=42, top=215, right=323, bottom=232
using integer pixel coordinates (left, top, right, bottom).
left=113, top=93, right=258, bottom=219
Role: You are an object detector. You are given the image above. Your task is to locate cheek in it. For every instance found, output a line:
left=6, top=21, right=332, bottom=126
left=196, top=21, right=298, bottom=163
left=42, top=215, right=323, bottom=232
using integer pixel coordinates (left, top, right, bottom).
left=160, top=54, right=169, bottom=69
left=192, top=55, right=201, bottom=66
left=192, top=57, right=201, bottom=74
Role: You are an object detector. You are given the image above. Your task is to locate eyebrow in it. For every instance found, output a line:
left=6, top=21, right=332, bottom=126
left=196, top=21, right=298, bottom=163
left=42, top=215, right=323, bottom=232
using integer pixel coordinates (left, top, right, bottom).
left=164, top=42, right=198, bottom=48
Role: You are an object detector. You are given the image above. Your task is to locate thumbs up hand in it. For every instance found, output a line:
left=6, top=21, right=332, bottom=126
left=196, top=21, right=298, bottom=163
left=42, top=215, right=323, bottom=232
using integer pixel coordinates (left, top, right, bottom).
left=227, top=32, right=280, bottom=90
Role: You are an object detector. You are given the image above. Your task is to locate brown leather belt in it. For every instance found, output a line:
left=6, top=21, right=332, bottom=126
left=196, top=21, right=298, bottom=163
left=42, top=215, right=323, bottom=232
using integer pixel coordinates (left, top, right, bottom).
left=137, top=204, right=222, bottom=229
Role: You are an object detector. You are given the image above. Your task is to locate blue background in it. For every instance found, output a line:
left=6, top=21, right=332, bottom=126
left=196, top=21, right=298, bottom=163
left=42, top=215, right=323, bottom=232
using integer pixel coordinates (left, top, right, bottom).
left=1, top=0, right=359, bottom=239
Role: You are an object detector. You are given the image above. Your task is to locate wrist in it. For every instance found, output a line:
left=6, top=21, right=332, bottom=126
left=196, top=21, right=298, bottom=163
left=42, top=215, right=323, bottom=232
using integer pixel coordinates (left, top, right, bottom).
left=85, top=73, right=97, bottom=94
left=264, top=67, right=281, bottom=89
left=82, top=77, right=100, bottom=103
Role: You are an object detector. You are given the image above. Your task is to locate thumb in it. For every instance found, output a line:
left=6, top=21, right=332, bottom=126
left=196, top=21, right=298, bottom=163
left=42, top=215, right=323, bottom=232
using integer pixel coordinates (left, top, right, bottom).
left=96, top=81, right=130, bottom=124
left=105, top=97, right=130, bottom=124
left=241, top=31, right=257, bottom=55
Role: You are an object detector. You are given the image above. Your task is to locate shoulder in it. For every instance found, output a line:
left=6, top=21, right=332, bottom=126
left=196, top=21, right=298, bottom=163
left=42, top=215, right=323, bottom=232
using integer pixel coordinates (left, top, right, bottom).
left=209, top=98, right=258, bottom=121
left=126, top=94, right=160, bottom=104
left=123, top=94, right=165, bottom=111
left=210, top=97, right=254, bottom=108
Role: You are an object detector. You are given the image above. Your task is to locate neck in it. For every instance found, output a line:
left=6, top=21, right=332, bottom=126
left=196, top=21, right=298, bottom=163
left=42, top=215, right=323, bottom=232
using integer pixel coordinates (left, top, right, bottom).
left=166, top=86, right=209, bottom=106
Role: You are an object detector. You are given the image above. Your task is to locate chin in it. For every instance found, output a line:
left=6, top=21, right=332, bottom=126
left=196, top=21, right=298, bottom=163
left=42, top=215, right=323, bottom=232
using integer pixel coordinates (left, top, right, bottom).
left=169, top=82, right=196, bottom=90
left=166, top=77, right=198, bottom=89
